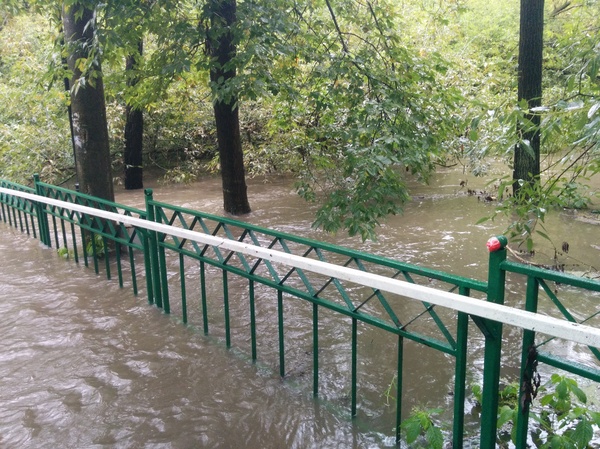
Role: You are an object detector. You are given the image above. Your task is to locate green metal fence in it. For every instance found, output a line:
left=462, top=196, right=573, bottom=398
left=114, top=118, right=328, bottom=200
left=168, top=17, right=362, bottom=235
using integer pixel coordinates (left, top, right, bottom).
left=1, top=176, right=599, bottom=448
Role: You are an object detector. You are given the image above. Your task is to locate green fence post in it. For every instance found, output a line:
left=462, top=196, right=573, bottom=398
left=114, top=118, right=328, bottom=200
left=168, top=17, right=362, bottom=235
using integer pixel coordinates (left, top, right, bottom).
left=515, top=276, right=539, bottom=448
left=33, top=174, right=51, bottom=246
left=480, top=235, right=507, bottom=449
left=145, top=189, right=162, bottom=308
left=453, top=306, right=469, bottom=449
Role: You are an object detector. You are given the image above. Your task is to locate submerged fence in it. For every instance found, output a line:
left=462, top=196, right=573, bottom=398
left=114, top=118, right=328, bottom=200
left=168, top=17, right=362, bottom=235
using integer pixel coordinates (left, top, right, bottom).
left=1, top=176, right=599, bottom=448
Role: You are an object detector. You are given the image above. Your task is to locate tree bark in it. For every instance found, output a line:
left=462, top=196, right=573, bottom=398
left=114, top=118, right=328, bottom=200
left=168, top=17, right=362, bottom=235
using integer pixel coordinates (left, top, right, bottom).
left=514, top=0, right=544, bottom=195
left=208, top=0, right=251, bottom=215
left=62, top=2, right=114, bottom=202
left=124, top=41, right=144, bottom=190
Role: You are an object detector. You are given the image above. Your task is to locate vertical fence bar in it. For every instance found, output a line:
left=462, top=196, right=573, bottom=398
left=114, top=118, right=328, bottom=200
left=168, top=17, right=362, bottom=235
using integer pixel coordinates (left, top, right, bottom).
left=23, top=208, right=31, bottom=235
left=60, top=215, right=68, bottom=248
left=116, top=242, right=124, bottom=288
left=351, top=317, right=358, bottom=417
left=103, top=236, right=111, bottom=279
left=249, top=279, right=257, bottom=361
left=480, top=236, right=507, bottom=449
left=515, top=276, right=539, bottom=448
left=200, top=260, right=209, bottom=335
left=313, top=303, right=319, bottom=396
left=90, top=232, right=99, bottom=274
left=180, top=253, right=188, bottom=324
left=145, top=189, right=162, bottom=308
left=70, top=222, right=78, bottom=263
left=452, top=285, right=471, bottom=449
left=33, top=174, right=50, bottom=246
left=81, top=227, right=89, bottom=267
left=453, top=311, right=469, bottom=449
left=7, top=202, right=13, bottom=226
left=51, top=214, right=59, bottom=249
left=158, top=239, right=169, bottom=312
left=142, top=231, right=154, bottom=304
left=30, top=211, right=37, bottom=238
left=129, top=245, right=137, bottom=295
left=395, top=335, right=404, bottom=445
left=278, top=289, right=285, bottom=377
left=223, top=271, right=231, bottom=347
left=17, top=208, right=25, bottom=233
left=11, top=206, right=17, bottom=229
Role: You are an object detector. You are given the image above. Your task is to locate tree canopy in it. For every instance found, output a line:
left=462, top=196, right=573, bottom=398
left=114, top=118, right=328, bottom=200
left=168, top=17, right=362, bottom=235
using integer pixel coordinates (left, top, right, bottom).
left=0, top=0, right=598, bottom=242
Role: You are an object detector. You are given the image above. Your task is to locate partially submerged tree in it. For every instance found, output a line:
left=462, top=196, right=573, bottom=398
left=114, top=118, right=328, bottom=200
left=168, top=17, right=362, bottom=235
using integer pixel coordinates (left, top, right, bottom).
left=124, top=42, right=144, bottom=190
left=513, top=0, right=544, bottom=195
left=206, top=0, right=251, bottom=215
left=62, top=1, right=114, bottom=201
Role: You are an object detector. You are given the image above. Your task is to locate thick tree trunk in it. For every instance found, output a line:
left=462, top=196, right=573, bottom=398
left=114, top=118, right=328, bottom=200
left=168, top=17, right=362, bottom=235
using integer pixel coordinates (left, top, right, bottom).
left=62, top=2, right=114, bottom=202
left=514, top=0, right=544, bottom=195
left=124, top=42, right=144, bottom=190
left=208, top=0, right=251, bottom=215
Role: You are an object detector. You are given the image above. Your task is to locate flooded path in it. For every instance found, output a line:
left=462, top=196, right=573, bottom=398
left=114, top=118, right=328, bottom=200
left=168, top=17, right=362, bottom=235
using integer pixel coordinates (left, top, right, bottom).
left=0, top=167, right=598, bottom=448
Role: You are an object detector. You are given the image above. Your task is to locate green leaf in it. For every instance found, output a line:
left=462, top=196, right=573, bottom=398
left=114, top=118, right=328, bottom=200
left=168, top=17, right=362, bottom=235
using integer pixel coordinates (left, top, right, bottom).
left=402, top=417, right=422, bottom=444
left=569, top=385, right=587, bottom=404
left=498, top=405, right=515, bottom=428
left=425, top=425, right=444, bottom=449
left=536, top=230, right=551, bottom=242
left=571, top=417, right=593, bottom=448
left=556, top=380, right=569, bottom=400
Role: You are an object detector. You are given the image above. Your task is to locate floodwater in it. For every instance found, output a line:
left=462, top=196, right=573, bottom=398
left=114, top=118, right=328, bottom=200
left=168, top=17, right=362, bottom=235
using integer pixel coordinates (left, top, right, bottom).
left=0, top=167, right=598, bottom=448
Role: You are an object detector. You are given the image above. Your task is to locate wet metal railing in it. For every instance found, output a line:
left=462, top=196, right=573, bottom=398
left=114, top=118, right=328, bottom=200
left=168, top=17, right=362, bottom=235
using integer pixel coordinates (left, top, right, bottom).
left=1, top=177, right=599, bottom=449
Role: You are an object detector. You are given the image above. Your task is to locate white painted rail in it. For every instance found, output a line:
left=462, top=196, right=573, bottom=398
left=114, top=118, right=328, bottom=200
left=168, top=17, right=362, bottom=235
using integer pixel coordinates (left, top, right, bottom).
left=2, top=186, right=600, bottom=348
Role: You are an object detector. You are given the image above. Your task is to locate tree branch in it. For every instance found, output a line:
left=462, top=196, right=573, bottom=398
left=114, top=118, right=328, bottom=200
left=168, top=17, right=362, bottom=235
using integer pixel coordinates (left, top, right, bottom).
left=324, top=0, right=349, bottom=53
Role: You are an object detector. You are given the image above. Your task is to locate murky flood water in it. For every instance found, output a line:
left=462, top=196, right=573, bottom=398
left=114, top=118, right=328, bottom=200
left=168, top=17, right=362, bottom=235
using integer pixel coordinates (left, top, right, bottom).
left=1, top=167, right=598, bottom=448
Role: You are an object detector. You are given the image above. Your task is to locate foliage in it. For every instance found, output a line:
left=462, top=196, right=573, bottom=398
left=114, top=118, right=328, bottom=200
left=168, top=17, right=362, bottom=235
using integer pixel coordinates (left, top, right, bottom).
left=1, top=0, right=599, bottom=242
left=471, top=375, right=600, bottom=448
left=85, top=233, right=105, bottom=257
left=261, top=0, right=466, bottom=240
left=57, top=246, right=74, bottom=259
left=400, top=406, right=445, bottom=449
left=533, top=374, right=600, bottom=449
left=0, top=14, right=72, bottom=185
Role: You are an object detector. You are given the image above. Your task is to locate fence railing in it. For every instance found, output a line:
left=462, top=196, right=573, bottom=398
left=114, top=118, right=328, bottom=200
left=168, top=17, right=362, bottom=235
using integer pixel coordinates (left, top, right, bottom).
left=1, top=176, right=599, bottom=449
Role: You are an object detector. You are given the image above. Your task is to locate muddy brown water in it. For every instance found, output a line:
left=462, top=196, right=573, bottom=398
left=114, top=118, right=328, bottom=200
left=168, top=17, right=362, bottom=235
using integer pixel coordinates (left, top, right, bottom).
left=1, top=167, right=598, bottom=448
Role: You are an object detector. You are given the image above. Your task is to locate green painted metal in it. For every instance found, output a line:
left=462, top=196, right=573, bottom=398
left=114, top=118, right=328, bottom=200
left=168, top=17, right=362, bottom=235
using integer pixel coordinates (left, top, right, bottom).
left=223, top=271, right=231, bottom=348
left=396, top=335, right=404, bottom=444
left=313, top=303, right=319, bottom=396
left=516, top=276, right=539, bottom=447
left=180, top=253, right=188, bottom=324
left=2, top=178, right=600, bottom=448
left=278, top=290, right=285, bottom=377
left=351, top=317, right=358, bottom=417
left=480, top=235, right=507, bottom=449
left=250, top=280, right=258, bottom=361
left=145, top=189, right=161, bottom=306
left=200, top=260, right=209, bottom=334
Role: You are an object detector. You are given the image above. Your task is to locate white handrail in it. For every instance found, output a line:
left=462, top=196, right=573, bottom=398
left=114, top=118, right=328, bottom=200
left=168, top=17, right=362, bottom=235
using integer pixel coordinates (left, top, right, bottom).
left=2, top=186, right=600, bottom=348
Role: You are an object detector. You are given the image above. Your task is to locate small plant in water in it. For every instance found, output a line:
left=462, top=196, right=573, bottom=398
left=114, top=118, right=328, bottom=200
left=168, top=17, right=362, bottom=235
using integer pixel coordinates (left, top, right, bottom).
left=57, top=246, right=73, bottom=259
left=531, top=374, right=600, bottom=449
left=383, top=374, right=445, bottom=448
left=400, top=407, right=445, bottom=449
left=85, top=234, right=105, bottom=257
left=471, top=375, right=600, bottom=448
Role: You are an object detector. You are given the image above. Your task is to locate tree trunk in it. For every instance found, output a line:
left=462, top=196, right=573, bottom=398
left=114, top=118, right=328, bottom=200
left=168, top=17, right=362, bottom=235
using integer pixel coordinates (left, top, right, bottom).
left=62, top=2, right=114, bottom=202
left=513, top=0, right=544, bottom=195
left=124, top=41, right=144, bottom=190
left=208, top=0, right=251, bottom=215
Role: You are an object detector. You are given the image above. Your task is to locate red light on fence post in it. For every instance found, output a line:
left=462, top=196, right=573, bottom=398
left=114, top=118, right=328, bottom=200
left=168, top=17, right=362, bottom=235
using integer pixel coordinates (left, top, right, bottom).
left=486, top=236, right=507, bottom=252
